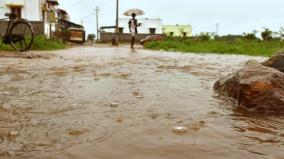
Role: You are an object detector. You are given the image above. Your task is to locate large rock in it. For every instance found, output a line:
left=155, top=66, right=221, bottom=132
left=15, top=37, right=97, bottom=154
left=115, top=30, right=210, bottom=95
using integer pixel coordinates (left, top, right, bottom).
left=214, top=60, right=284, bottom=113
left=262, top=52, right=284, bottom=73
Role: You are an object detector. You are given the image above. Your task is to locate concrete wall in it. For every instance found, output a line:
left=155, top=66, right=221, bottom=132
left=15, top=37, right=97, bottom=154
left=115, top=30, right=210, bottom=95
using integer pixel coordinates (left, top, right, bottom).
left=100, top=32, right=164, bottom=42
left=118, top=18, right=163, bottom=34
left=0, top=20, right=44, bottom=36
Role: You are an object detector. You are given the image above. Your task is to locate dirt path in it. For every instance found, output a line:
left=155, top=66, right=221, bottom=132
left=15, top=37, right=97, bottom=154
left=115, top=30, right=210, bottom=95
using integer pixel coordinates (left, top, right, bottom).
left=0, top=46, right=283, bottom=159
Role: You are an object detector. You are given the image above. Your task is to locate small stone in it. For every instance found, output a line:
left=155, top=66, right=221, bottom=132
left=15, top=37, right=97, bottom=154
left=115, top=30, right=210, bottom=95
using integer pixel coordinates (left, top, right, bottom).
left=132, top=91, right=140, bottom=96
left=10, top=131, right=18, bottom=136
left=8, top=151, right=16, bottom=156
left=68, top=129, right=85, bottom=136
left=172, top=126, right=188, bottom=134
left=116, top=119, right=123, bottom=123
left=136, top=96, right=143, bottom=99
left=199, top=121, right=206, bottom=125
left=149, top=113, right=159, bottom=119
left=110, top=102, right=119, bottom=107
left=177, top=120, right=183, bottom=123
left=3, top=103, right=11, bottom=110
left=9, top=131, right=19, bottom=139
left=94, top=77, right=100, bottom=81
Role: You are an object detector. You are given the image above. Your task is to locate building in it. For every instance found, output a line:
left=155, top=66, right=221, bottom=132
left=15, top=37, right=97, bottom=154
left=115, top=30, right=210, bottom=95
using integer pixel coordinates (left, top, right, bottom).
left=118, top=18, right=162, bottom=34
left=100, top=18, right=163, bottom=42
left=0, top=0, right=77, bottom=39
left=0, top=0, right=44, bottom=21
left=162, top=25, right=192, bottom=37
left=0, top=0, right=46, bottom=35
left=0, top=0, right=56, bottom=37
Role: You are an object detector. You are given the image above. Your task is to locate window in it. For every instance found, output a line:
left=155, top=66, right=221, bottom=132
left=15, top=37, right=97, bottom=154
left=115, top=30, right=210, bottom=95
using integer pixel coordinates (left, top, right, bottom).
left=118, top=27, right=124, bottom=33
left=10, top=6, right=22, bottom=18
left=149, top=28, right=156, bottom=34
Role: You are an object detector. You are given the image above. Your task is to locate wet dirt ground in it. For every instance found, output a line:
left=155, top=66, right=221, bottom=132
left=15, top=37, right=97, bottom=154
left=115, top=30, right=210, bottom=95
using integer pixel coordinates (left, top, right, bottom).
left=0, top=46, right=283, bottom=159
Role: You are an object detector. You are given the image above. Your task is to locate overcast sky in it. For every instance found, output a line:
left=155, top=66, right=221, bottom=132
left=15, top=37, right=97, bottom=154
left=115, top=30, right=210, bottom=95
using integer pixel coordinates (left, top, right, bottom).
left=58, top=0, right=284, bottom=36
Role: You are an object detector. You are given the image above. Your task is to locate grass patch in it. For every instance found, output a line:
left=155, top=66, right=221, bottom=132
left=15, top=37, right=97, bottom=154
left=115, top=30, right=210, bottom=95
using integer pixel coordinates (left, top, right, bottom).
left=31, top=36, right=67, bottom=50
left=144, top=38, right=284, bottom=57
left=0, top=35, right=67, bottom=51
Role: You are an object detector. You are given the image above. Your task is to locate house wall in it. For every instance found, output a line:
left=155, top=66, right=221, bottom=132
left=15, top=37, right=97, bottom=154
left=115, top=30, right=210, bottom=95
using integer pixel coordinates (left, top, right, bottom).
left=119, top=18, right=162, bottom=34
left=162, top=25, right=192, bottom=37
left=23, top=0, right=42, bottom=21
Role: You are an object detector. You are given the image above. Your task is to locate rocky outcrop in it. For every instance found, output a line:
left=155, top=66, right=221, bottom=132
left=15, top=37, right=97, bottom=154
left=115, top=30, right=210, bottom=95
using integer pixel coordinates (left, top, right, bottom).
left=214, top=60, right=284, bottom=113
left=262, top=52, right=284, bottom=73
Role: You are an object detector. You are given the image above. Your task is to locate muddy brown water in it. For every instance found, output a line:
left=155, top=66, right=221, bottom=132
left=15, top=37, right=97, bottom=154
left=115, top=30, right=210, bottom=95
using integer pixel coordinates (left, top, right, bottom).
left=0, top=46, right=283, bottom=159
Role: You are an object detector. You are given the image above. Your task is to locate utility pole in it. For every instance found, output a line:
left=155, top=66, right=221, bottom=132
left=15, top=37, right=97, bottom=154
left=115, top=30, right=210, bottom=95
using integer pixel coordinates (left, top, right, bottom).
left=115, top=0, right=119, bottom=45
left=216, top=23, right=219, bottom=36
left=95, top=6, right=100, bottom=40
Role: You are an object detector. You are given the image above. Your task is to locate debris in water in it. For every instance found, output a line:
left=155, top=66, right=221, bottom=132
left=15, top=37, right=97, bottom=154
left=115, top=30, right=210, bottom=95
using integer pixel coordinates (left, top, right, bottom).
left=172, top=126, right=188, bottom=134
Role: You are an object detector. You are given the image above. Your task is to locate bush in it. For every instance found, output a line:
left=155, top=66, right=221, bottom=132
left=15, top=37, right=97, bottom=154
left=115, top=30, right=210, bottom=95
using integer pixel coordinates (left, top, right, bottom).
left=87, top=34, right=96, bottom=42
left=31, top=36, right=66, bottom=50
left=215, top=35, right=243, bottom=42
left=261, top=28, right=273, bottom=41
left=195, top=32, right=211, bottom=41
left=242, top=31, right=258, bottom=40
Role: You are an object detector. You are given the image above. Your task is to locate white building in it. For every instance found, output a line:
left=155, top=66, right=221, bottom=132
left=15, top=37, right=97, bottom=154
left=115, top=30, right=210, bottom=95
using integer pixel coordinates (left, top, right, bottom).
left=118, top=18, right=163, bottom=34
left=0, top=0, right=60, bottom=37
left=0, top=0, right=44, bottom=21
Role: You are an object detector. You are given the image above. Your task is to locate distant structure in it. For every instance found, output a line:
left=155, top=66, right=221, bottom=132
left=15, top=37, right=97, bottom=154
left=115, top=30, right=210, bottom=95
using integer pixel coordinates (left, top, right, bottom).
left=118, top=18, right=162, bottom=34
left=100, top=18, right=163, bottom=42
left=162, top=24, right=192, bottom=37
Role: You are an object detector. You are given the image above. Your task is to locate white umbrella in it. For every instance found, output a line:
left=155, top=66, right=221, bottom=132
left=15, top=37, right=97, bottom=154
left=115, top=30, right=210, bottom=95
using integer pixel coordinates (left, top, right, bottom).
left=123, top=8, right=145, bottom=16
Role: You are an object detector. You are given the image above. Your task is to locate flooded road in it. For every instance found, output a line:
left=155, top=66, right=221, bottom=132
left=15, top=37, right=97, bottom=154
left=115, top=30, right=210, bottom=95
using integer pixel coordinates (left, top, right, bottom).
left=0, top=46, right=283, bottom=159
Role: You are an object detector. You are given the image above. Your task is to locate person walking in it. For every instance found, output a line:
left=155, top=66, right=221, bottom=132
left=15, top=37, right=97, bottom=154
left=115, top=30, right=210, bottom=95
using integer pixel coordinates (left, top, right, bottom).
left=128, top=13, right=141, bottom=49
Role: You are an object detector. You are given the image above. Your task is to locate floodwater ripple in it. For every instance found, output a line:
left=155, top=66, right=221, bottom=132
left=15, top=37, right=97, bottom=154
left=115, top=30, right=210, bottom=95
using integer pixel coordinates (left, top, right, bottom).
left=0, top=46, right=283, bottom=159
